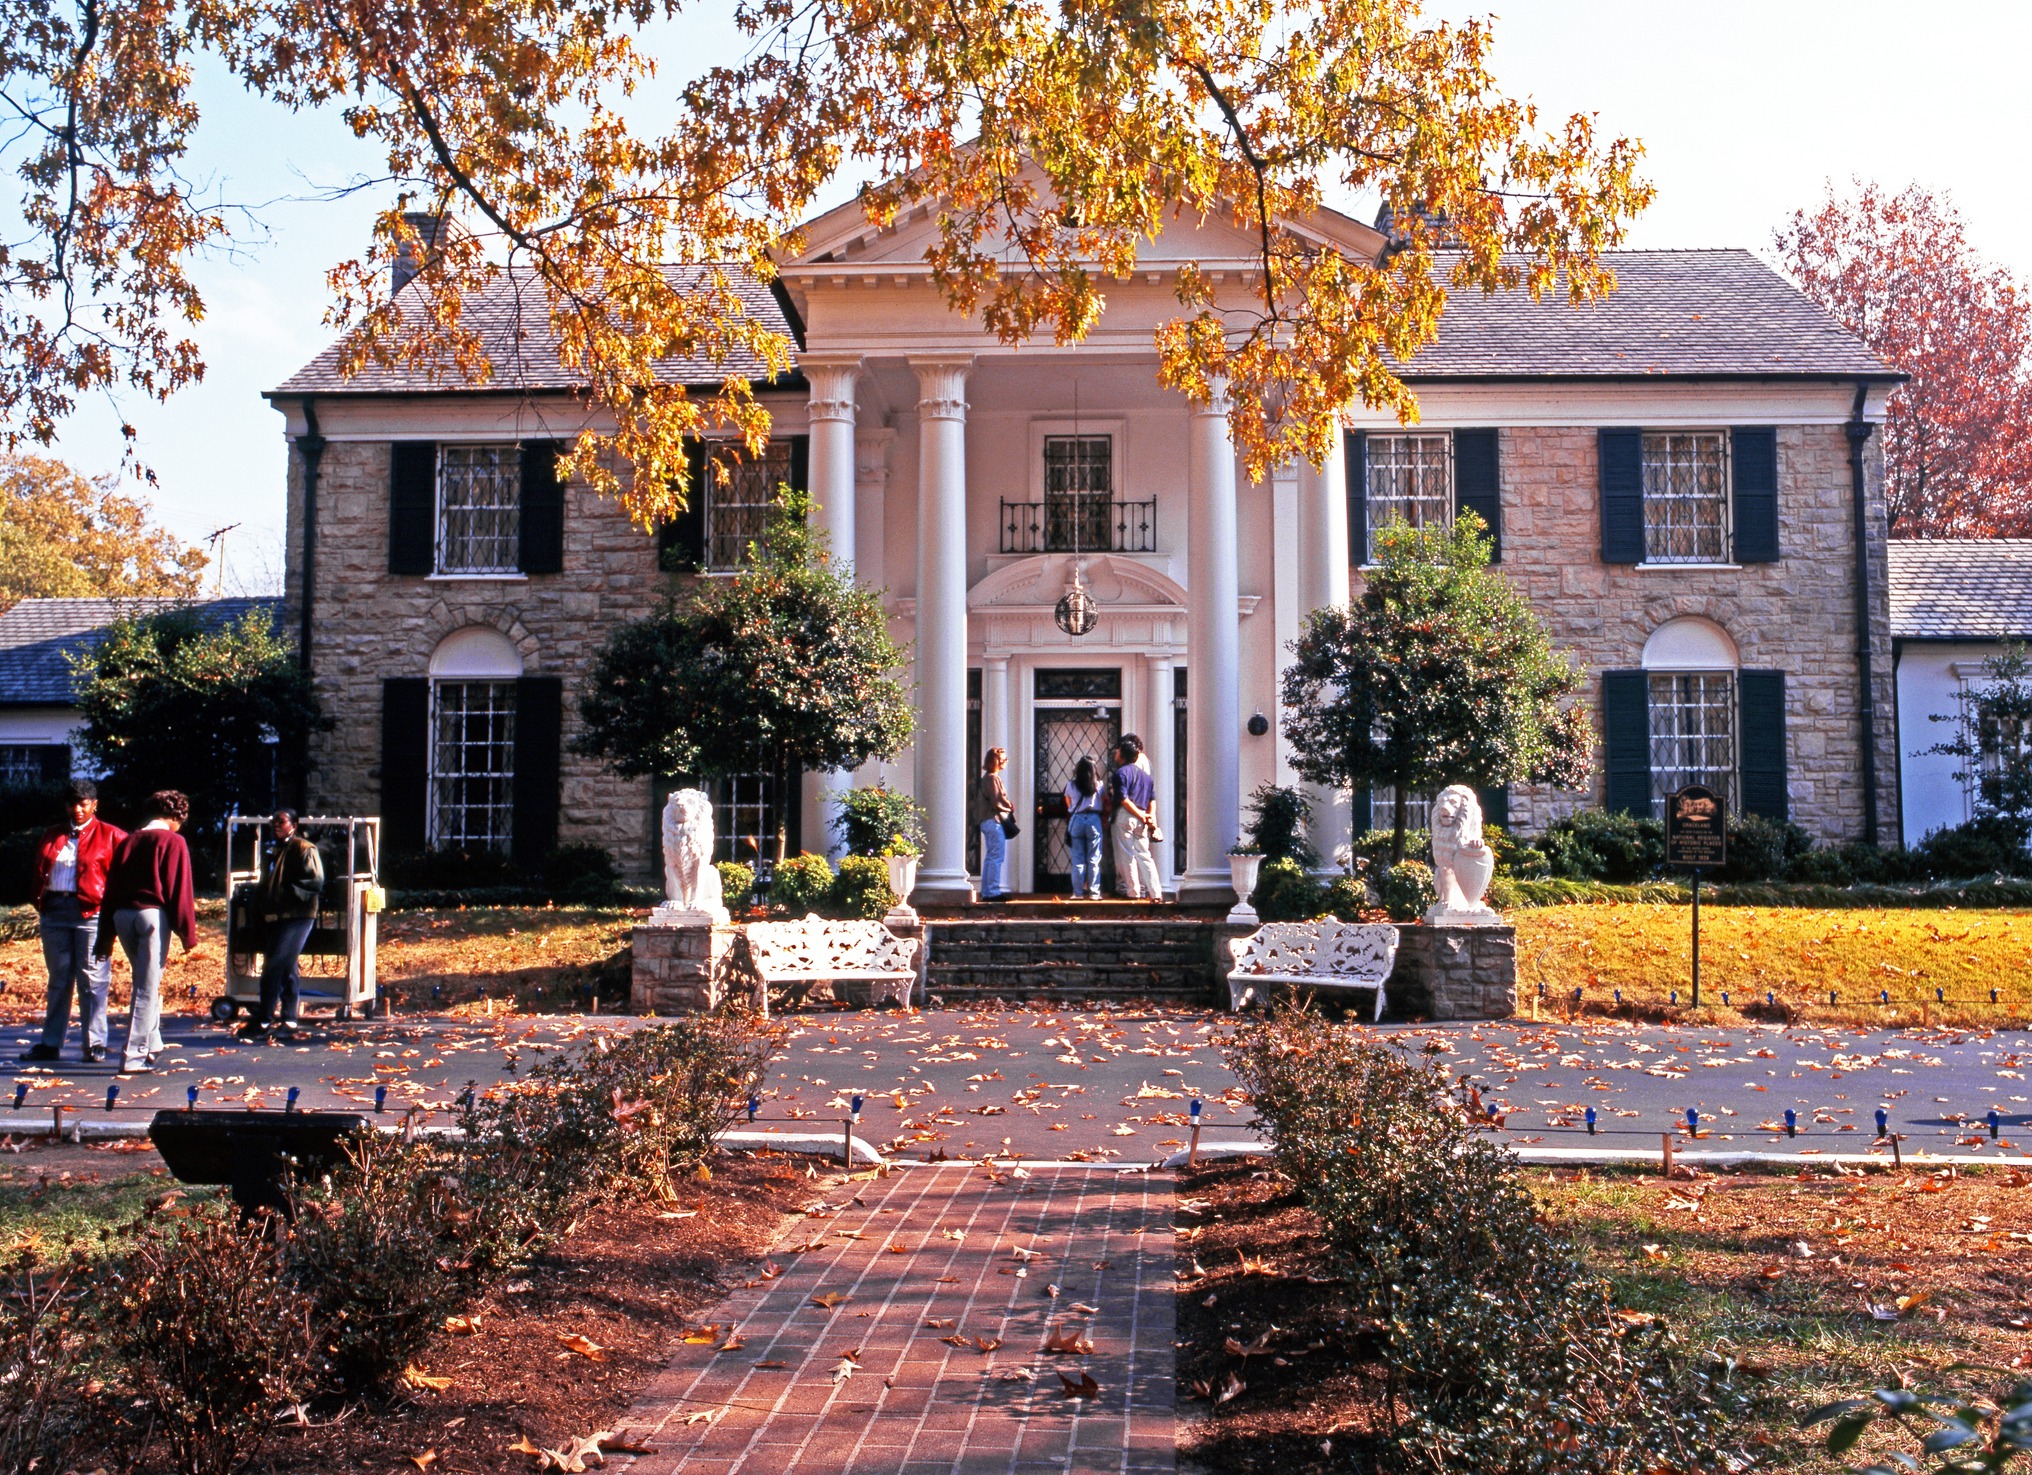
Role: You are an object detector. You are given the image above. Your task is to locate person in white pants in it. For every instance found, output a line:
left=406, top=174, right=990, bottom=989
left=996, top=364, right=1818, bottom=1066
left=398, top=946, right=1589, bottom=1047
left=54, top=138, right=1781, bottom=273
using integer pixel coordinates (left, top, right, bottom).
left=1108, top=735, right=1164, bottom=901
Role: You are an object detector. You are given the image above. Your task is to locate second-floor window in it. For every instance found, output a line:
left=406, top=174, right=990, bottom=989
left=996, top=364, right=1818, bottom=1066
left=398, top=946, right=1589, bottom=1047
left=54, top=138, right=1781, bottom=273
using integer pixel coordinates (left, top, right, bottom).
left=437, top=446, right=522, bottom=574
left=1641, top=432, right=1729, bottom=564
left=1043, top=435, right=1112, bottom=552
left=1364, top=433, right=1452, bottom=563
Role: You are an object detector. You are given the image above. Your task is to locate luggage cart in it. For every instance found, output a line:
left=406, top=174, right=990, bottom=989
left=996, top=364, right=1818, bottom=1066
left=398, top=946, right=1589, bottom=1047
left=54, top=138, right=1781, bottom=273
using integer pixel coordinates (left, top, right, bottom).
left=216, top=815, right=385, bottom=1023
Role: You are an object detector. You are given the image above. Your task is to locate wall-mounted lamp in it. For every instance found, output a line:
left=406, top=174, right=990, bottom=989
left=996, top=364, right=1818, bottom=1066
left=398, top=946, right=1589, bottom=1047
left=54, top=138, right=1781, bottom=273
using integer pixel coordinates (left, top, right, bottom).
left=1246, top=713, right=1270, bottom=737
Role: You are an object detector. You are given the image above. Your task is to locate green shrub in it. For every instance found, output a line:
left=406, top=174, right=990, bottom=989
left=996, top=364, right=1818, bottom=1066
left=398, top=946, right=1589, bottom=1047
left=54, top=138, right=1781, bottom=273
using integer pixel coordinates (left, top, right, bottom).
left=1321, top=875, right=1367, bottom=921
left=1243, top=784, right=1319, bottom=869
left=830, top=785, right=927, bottom=858
left=829, top=854, right=896, bottom=919
left=384, top=845, right=525, bottom=892
left=1225, top=1013, right=1731, bottom=1474
left=1374, top=859, right=1434, bottom=921
left=715, top=860, right=756, bottom=910
left=1540, top=808, right=1664, bottom=882
left=1349, top=826, right=1428, bottom=875
left=771, top=851, right=835, bottom=913
left=1910, top=815, right=2032, bottom=879
left=538, top=842, right=621, bottom=901
left=1251, top=856, right=1326, bottom=921
left=112, top=1199, right=318, bottom=1475
left=1712, top=813, right=1814, bottom=883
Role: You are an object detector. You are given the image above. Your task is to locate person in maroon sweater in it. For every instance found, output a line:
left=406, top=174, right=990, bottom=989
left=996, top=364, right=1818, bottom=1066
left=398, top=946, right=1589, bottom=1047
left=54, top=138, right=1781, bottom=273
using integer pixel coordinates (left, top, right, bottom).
left=93, top=789, right=198, bottom=1074
left=22, top=779, right=127, bottom=1064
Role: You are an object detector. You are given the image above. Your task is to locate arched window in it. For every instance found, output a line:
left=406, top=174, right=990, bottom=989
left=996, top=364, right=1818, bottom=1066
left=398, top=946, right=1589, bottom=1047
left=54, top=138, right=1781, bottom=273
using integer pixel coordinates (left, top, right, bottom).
left=1641, top=617, right=1739, bottom=813
left=427, top=628, right=523, bottom=850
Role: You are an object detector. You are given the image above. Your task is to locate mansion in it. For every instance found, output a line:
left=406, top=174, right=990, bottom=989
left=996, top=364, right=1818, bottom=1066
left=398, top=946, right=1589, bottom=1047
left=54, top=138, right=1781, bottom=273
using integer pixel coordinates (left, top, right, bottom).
left=269, top=198, right=1899, bottom=902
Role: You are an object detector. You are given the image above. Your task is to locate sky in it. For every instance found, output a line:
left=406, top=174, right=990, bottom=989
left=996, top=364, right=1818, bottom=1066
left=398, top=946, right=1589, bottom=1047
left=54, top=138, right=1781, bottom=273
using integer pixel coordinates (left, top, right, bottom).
left=41, top=0, right=2032, bottom=592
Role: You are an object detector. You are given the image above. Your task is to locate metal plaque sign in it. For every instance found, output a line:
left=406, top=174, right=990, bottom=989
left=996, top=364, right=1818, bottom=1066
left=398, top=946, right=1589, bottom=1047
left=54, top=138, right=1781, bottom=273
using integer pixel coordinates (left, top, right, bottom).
left=1665, top=784, right=1727, bottom=869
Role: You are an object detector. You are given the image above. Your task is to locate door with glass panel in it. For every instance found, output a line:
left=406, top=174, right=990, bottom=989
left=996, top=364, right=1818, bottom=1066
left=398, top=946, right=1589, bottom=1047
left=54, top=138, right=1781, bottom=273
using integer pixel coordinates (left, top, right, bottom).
left=1032, top=669, right=1121, bottom=894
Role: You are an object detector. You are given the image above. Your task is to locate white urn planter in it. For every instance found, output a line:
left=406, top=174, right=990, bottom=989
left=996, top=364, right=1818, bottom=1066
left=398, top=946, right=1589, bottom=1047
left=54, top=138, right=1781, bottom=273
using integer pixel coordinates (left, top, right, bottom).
left=1226, top=853, right=1263, bottom=925
left=883, top=854, right=921, bottom=923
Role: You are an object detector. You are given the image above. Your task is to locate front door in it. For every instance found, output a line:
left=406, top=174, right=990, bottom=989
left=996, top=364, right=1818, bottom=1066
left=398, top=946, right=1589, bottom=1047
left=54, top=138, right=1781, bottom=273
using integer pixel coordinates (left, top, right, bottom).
left=1032, top=668, right=1121, bottom=893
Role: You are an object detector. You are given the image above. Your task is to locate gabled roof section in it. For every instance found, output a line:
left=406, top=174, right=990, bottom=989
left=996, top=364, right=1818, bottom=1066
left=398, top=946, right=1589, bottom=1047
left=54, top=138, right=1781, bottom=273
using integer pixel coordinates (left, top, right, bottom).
left=1888, top=541, right=2032, bottom=642
left=269, top=265, right=798, bottom=398
left=1403, top=250, right=1894, bottom=380
left=0, top=597, right=279, bottom=706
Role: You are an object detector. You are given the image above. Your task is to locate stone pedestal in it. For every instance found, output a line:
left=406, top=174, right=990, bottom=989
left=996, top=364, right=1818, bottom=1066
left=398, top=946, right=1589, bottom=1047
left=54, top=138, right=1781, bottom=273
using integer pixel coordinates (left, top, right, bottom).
left=631, top=921, right=749, bottom=1014
left=1389, top=923, right=1517, bottom=1020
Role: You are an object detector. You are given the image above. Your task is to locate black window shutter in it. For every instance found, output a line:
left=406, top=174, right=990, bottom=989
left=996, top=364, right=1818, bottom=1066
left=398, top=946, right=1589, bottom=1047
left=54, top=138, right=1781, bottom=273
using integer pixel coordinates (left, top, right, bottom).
left=1601, top=670, right=1652, bottom=815
left=511, top=676, right=563, bottom=866
left=1738, top=669, right=1788, bottom=821
left=1453, top=429, right=1502, bottom=562
left=389, top=443, right=437, bottom=575
left=1731, top=427, right=1780, bottom=563
left=1345, top=430, right=1369, bottom=568
left=789, top=435, right=810, bottom=497
left=1598, top=429, right=1645, bottom=564
left=1475, top=783, right=1510, bottom=830
left=1351, top=785, right=1373, bottom=838
left=659, top=439, right=707, bottom=572
left=380, top=678, right=430, bottom=857
left=519, top=441, right=566, bottom=574
left=36, top=745, right=71, bottom=784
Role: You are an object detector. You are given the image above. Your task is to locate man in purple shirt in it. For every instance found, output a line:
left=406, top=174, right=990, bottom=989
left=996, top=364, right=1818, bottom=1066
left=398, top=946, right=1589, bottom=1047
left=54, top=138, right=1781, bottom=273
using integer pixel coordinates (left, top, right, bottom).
left=1108, top=736, right=1163, bottom=900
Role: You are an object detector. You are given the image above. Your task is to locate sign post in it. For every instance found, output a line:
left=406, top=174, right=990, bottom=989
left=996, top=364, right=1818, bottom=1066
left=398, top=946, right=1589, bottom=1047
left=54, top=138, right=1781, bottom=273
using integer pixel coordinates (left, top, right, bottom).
left=1665, top=785, right=1726, bottom=1008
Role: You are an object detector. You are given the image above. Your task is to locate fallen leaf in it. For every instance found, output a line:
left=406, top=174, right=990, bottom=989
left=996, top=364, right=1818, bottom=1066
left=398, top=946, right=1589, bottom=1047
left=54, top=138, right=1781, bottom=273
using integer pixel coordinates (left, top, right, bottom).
left=406, top=1451, right=437, bottom=1470
left=1641, top=1244, right=1668, bottom=1262
left=833, top=1354, right=861, bottom=1385
left=557, top=1334, right=608, bottom=1362
left=754, top=1360, right=790, bottom=1369
left=445, top=1315, right=481, bottom=1335
left=1897, top=1291, right=1934, bottom=1315
left=680, top=1410, right=718, bottom=1426
left=719, top=1334, right=746, bottom=1352
left=510, top=1434, right=545, bottom=1457
left=1059, top=1370, right=1102, bottom=1399
left=925, top=1317, right=956, bottom=1329
left=403, top=1365, right=453, bottom=1391
left=1044, top=1324, right=1095, bottom=1355
left=1217, top=1370, right=1245, bottom=1405
left=682, top=1325, right=724, bottom=1345
left=811, top=1292, right=850, bottom=1309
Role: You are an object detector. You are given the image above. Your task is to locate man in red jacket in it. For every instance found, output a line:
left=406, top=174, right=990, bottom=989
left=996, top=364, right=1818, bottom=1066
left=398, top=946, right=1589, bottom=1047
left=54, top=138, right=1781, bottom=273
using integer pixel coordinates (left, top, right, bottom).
left=21, top=780, right=126, bottom=1064
left=94, top=789, right=197, bottom=1076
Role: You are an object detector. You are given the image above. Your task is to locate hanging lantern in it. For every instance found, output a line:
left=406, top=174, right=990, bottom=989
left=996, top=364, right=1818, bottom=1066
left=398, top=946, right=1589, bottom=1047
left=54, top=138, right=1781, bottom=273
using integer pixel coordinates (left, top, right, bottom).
left=1055, top=561, right=1099, bottom=637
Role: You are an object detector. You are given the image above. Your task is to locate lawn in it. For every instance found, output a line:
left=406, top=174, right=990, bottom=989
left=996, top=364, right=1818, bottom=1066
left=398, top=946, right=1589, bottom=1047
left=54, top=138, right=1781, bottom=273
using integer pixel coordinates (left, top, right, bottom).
left=1514, top=904, right=2032, bottom=1026
left=1178, top=1155, right=2032, bottom=1474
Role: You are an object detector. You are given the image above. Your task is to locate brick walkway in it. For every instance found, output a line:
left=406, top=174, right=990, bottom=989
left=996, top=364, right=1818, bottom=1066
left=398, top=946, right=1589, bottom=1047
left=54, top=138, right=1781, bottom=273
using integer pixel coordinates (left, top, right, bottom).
left=617, top=1164, right=1176, bottom=1475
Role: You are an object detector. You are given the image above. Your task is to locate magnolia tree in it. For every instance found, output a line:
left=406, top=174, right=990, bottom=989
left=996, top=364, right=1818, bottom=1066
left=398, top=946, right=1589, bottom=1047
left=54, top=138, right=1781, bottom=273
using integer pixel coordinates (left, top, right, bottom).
left=0, top=0, right=1647, bottom=496
left=1777, top=182, right=2032, bottom=537
left=575, top=494, right=912, bottom=862
left=1280, top=514, right=1592, bottom=863
left=1924, top=644, right=2032, bottom=842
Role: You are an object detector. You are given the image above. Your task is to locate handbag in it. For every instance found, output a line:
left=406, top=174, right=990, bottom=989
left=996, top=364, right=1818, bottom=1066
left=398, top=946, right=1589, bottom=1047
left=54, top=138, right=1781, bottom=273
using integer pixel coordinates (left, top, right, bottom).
left=1000, top=815, right=1021, bottom=839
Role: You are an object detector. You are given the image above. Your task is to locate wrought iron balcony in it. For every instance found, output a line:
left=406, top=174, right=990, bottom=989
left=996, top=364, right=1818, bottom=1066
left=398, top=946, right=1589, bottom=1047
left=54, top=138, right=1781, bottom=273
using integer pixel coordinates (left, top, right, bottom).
left=998, top=497, right=1157, bottom=555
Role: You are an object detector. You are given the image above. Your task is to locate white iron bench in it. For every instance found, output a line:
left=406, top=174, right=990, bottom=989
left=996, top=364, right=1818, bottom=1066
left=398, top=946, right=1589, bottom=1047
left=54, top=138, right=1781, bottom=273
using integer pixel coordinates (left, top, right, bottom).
left=744, top=916, right=920, bottom=1012
left=1226, top=921, right=1400, bottom=1019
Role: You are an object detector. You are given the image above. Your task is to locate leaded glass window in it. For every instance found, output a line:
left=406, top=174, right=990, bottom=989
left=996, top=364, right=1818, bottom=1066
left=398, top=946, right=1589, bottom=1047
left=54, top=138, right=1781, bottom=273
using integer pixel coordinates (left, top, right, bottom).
left=1648, top=671, right=1735, bottom=814
left=704, top=442, right=795, bottom=570
left=1364, top=434, right=1452, bottom=563
left=437, top=446, right=521, bottom=573
left=429, top=681, right=516, bottom=849
left=1641, top=432, right=1729, bottom=564
left=1042, top=435, right=1112, bottom=552
left=713, top=773, right=778, bottom=864
left=1369, top=786, right=1434, bottom=834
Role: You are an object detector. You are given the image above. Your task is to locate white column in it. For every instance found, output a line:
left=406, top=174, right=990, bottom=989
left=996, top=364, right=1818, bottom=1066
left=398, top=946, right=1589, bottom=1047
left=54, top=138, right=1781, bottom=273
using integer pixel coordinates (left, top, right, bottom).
left=802, top=357, right=862, bottom=858
left=911, top=356, right=975, bottom=903
left=1146, top=655, right=1177, bottom=896
left=982, top=655, right=1013, bottom=889
left=1179, top=378, right=1243, bottom=905
left=1295, top=431, right=1352, bottom=872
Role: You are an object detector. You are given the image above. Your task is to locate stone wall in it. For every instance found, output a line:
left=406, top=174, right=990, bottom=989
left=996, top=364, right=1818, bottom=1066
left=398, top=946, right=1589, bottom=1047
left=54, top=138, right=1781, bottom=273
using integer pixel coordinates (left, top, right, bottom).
left=631, top=922, right=755, bottom=1012
left=1388, top=924, right=1518, bottom=1020
left=285, top=438, right=666, bottom=878
left=1376, top=424, right=1898, bottom=845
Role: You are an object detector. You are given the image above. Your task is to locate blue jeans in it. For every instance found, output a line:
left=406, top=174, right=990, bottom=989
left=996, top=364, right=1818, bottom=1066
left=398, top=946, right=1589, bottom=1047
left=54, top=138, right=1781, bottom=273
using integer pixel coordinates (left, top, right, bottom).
left=254, top=917, right=316, bottom=1027
left=39, top=894, right=110, bottom=1051
left=978, top=819, right=1009, bottom=899
left=1067, top=812, right=1104, bottom=897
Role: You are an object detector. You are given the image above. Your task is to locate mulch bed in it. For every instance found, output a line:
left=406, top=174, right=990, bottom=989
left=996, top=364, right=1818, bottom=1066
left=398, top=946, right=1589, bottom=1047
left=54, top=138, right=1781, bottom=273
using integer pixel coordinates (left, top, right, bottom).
left=243, top=1154, right=811, bottom=1475
left=1176, top=1154, right=2032, bottom=1474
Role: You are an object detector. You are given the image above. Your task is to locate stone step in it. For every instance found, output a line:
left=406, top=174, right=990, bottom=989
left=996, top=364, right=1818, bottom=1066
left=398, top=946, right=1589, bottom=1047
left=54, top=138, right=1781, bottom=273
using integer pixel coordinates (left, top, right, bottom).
left=922, top=915, right=1220, bottom=1002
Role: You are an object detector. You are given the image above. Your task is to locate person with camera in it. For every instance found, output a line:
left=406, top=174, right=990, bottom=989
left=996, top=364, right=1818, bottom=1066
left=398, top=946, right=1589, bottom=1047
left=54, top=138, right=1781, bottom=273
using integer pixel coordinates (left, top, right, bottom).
left=237, top=809, right=324, bottom=1040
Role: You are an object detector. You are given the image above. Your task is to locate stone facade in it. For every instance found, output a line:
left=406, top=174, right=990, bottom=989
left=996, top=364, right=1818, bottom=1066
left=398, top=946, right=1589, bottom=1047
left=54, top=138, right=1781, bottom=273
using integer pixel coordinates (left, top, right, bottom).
left=1383, top=424, right=1897, bottom=845
left=284, top=433, right=667, bottom=878
left=1389, top=924, right=1518, bottom=1020
left=631, top=921, right=753, bottom=1013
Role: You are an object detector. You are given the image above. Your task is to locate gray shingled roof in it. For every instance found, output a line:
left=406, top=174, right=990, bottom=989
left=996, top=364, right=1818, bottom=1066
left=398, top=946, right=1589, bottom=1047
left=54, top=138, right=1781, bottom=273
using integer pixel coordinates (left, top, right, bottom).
left=1888, top=541, right=2032, bottom=641
left=0, top=597, right=280, bottom=705
left=1402, top=250, right=1891, bottom=379
left=270, top=265, right=796, bottom=397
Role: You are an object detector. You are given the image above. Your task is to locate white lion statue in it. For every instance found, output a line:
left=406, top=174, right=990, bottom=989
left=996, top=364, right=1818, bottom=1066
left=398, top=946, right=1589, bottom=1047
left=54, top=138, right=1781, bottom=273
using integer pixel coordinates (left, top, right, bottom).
left=659, top=788, right=726, bottom=921
left=1427, top=784, right=1498, bottom=924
